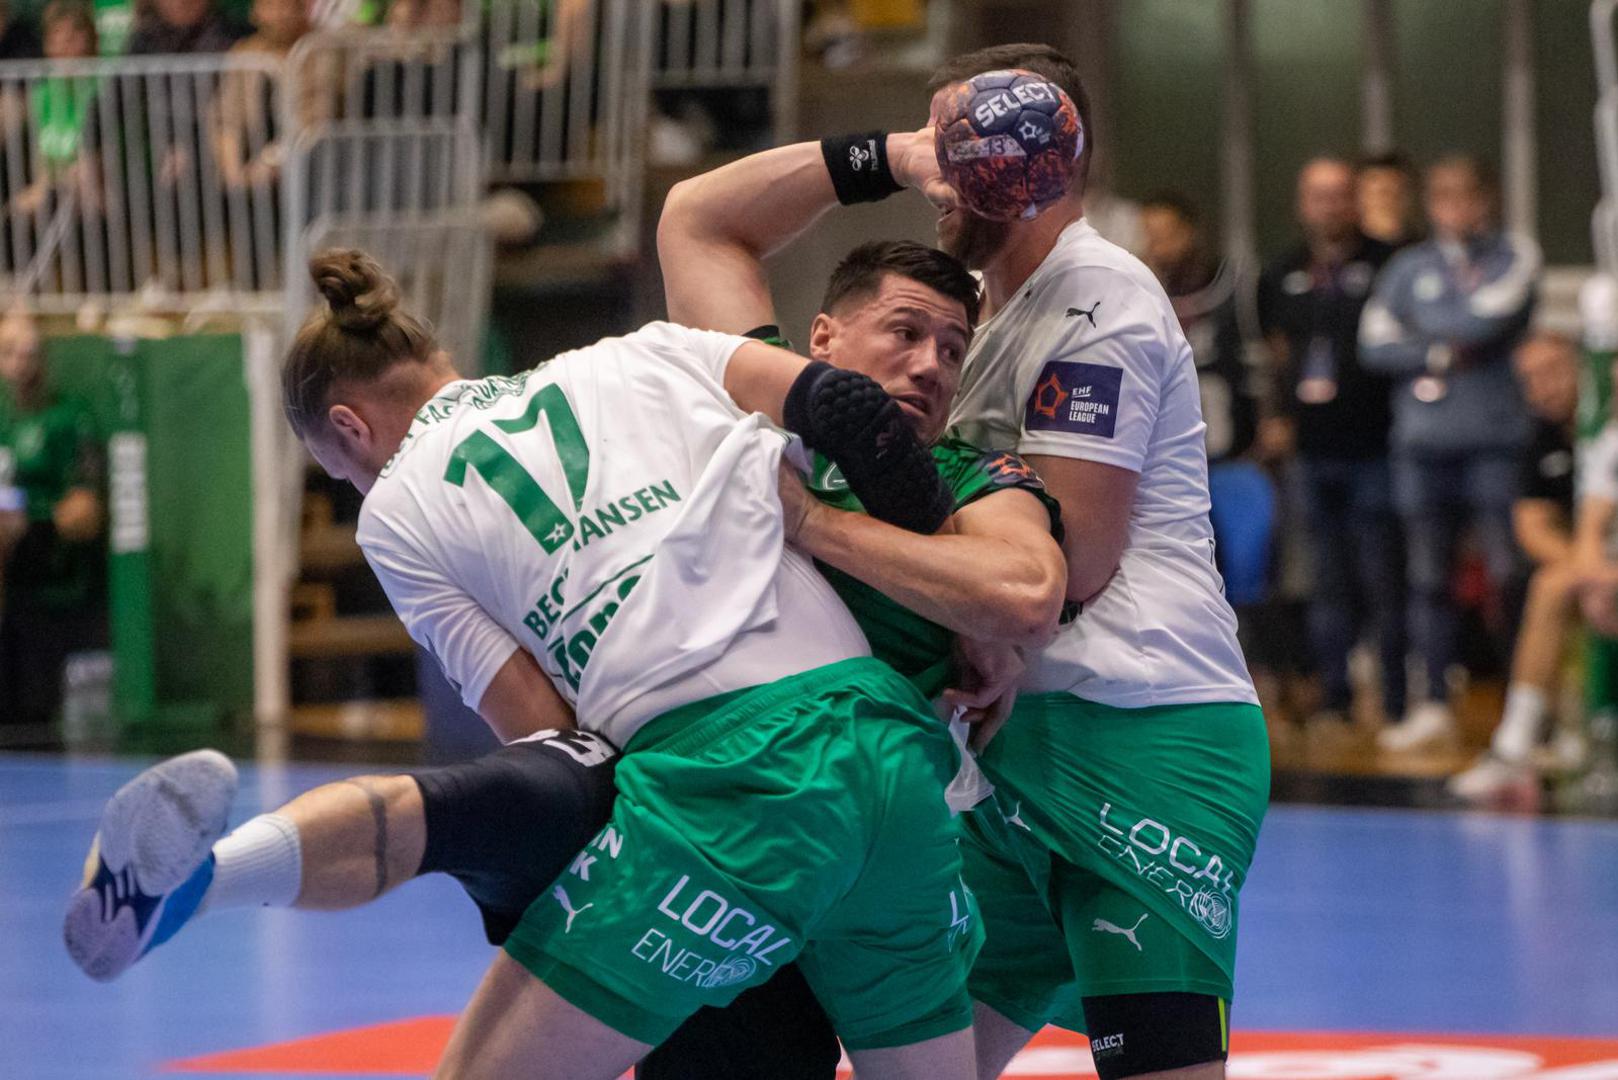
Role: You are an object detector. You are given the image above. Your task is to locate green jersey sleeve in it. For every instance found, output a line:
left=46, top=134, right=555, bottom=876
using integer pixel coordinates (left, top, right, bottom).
left=803, top=435, right=1061, bottom=699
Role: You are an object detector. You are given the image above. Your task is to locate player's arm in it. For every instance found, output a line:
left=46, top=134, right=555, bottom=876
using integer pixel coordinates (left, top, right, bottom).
left=475, top=649, right=577, bottom=744
left=359, top=519, right=577, bottom=744
left=708, top=335, right=953, bottom=533
left=1019, top=456, right=1136, bottom=603
left=790, top=484, right=1067, bottom=646
left=1005, top=277, right=1160, bottom=602
left=658, top=130, right=938, bottom=333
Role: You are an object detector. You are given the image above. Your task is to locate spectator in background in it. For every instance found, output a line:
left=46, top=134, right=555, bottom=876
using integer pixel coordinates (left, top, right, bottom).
left=1450, top=332, right=1580, bottom=801
left=126, top=0, right=240, bottom=54
left=1140, top=190, right=1272, bottom=620
left=1362, top=155, right=1540, bottom=751
left=0, top=311, right=105, bottom=733
left=0, top=0, right=42, bottom=60
left=213, top=0, right=314, bottom=192
left=1258, top=157, right=1405, bottom=732
left=10, top=1, right=104, bottom=221
left=1357, top=151, right=1420, bottom=249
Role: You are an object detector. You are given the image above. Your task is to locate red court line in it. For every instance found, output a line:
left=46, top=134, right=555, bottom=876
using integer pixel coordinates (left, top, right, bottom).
left=163, top=1019, right=1618, bottom=1077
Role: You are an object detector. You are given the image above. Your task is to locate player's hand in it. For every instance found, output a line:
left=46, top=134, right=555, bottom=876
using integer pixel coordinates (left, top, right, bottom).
left=944, top=636, right=1023, bottom=752
left=777, top=462, right=818, bottom=545
left=886, top=127, right=956, bottom=212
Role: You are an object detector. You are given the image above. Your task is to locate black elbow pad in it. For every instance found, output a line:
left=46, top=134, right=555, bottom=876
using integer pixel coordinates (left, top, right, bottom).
left=782, top=361, right=952, bottom=534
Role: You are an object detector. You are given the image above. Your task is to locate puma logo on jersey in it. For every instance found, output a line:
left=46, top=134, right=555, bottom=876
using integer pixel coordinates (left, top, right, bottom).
left=1002, top=801, right=1032, bottom=832
left=1092, top=913, right=1148, bottom=951
left=1066, top=302, right=1101, bottom=327
left=553, top=884, right=593, bottom=933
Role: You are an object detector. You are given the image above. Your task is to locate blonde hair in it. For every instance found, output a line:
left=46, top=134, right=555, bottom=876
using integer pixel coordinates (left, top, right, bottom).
left=282, top=249, right=437, bottom=438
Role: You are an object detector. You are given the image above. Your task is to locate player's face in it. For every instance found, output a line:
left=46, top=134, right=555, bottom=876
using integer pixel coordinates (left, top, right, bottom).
left=303, top=424, right=379, bottom=494
left=928, top=85, right=1012, bottom=268
left=813, top=274, right=970, bottom=443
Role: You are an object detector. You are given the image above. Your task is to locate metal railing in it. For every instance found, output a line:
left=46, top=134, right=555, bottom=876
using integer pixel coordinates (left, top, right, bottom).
left=0, top=52, right=286, bottom=312
left=1593, top=0, right=1618, bottom=272
left=281, top=22, right=490, bottom=365
left=652, top=0, right=800, bottom=142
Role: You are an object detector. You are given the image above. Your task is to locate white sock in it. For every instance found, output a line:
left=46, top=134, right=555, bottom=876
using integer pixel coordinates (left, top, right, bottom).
left=1493, top=684, right=1548, bottom=764
left=198, top=813, right=302, bottom=914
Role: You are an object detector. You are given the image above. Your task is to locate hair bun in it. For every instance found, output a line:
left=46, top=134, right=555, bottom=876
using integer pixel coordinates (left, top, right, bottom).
left=309, top=249, right=399, bottom=334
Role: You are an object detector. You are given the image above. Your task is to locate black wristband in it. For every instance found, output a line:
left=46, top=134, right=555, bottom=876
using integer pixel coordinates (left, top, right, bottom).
left=821, top=131, right=903, bottom=206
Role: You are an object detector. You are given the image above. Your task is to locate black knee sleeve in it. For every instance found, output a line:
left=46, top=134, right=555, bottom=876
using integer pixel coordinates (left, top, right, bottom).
left=782, top=361, right=953, bottom=534
left=640, top=964, right=840, bottom=1080
left=1081, top=992, right=1228, bottom=1080
left=413, top=730, right=618, bottom=944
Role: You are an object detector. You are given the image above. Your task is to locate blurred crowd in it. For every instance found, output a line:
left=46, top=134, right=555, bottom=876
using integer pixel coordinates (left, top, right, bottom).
left=1127, top=150, right=1618, bottom=806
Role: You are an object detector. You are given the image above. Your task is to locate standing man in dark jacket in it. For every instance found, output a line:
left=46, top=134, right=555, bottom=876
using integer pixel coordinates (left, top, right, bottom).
left=1362, top=154, right=1540, bottom=751
left=1259, top=157, right=1404, bottom=732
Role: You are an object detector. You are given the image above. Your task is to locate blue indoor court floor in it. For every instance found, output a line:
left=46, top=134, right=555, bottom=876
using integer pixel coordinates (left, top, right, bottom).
left=5, top=752, right=1618, bottom=1080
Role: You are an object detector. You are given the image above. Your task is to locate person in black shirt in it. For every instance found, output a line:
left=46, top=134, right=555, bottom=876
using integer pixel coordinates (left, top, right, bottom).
left=1450, top=331, right=1580, bottom=803
left=1258, top=157, right=1404, bottom=730
left=1356, top=150, right=1421, bottom=250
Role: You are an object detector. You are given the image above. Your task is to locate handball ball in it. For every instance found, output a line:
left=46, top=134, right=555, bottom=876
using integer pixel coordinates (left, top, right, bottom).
left=934, top=69, right=1084, bottom=222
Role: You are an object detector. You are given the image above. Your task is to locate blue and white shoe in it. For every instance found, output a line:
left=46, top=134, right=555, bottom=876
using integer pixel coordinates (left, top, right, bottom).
left=64, top=749, right=237, bottom=981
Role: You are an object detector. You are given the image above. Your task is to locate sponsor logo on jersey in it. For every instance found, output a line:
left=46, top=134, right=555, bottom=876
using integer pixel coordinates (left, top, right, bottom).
left=629, top=874, right=794, bottom=991
left=1091, top=913, right=1148, bottom=951
left=1024, top=360, right=1122, bottom=438
left=982, top=451, right=1040, bottom=489
left=1095, top=802, right=1240, bottom=941
left=946, top=874, right=975, bottom=951
left=1065, top=301, right=1100, bottom=327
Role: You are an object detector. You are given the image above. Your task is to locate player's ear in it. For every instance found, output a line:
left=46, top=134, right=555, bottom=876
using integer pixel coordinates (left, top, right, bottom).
left=808, top=313, right=837, bottom=362
left=326, top=403, right=370, bottom=452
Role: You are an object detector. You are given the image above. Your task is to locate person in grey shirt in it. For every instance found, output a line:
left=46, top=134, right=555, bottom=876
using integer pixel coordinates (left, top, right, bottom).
left=1361, top=155, right=1540, bottom=751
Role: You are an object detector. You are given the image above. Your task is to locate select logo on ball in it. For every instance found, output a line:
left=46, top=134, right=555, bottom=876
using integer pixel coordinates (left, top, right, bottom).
left=935, top=69, right=1084, bottom=222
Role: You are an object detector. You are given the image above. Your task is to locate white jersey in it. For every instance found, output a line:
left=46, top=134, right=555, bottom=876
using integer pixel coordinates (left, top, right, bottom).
left=358, top=322, right=868, bottom=747
left=948, top=219, right=1257, bottom=708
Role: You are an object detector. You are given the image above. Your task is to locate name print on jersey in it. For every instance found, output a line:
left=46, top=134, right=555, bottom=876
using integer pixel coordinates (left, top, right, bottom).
left=1024, top=359, right=1122, bottom=438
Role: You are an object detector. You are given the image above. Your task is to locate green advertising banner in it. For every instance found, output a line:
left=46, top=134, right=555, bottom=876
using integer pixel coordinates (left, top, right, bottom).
left=47, top=333, right=254, bottom=738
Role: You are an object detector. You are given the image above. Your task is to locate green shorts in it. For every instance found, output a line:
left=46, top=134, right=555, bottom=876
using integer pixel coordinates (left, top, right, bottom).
left=963, top=693, right=1269, bottom=1032
left=503, top=656, right=980, bottom=1051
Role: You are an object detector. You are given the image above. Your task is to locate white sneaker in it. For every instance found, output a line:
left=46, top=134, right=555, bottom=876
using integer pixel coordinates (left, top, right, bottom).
left=63, top=750, right=237, bottom=981
left=1377, top=702, right=1457, bottom=753
left=1448, top=754, right=1536, bottom=804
